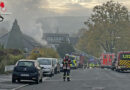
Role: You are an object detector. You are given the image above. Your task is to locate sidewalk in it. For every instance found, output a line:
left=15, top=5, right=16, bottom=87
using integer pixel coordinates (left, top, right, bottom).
left=0, top=74, right=11, bottom=83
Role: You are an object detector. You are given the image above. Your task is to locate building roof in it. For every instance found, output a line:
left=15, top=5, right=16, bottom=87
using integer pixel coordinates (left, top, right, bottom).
left=0, top=20, right=42, bottom=51
left=43, top=33, right=69, bottom=39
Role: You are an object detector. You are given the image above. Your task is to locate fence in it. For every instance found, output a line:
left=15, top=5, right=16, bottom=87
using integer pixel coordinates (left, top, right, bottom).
left=5, top=65, right=14, bottom=72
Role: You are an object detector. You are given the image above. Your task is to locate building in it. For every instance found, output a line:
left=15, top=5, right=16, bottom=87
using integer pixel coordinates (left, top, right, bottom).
left=42, top=33, right=70, bottom=48
left=0, top=20, right=42, bottom=52
left=42, top=32, right=79, bottom=49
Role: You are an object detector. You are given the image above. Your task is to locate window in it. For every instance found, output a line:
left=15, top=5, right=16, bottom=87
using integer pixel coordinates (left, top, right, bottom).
left=17, top=61, right=34, bottom=67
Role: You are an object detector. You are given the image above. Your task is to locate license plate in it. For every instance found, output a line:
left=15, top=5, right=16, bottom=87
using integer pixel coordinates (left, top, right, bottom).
left=21, top=74, right=29, bottom=77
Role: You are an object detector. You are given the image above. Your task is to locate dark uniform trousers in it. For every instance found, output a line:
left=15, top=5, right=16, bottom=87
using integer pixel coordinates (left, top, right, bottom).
left=63, top=69, right=70, bottom=80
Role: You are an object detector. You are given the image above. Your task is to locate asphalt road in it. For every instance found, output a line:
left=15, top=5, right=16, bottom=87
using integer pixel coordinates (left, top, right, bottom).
left=17, top=68, right=130, bottom=90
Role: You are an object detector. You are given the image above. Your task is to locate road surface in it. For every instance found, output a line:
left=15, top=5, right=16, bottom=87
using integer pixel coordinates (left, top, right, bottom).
left=18, top=68, right=130, bottom=90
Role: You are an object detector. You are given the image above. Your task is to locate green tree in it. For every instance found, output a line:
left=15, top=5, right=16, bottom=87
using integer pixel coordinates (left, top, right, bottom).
left=0, top=44, right=4, bottom=50
left=57, top=42, right=75, bottom=58
left=0, top=49, right=24, bottom=73
left=77, top=0, right=130, bottom=57
left=28, top=48, right=59, bottom=60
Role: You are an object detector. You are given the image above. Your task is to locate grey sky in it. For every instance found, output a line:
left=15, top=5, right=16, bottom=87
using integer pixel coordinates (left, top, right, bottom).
left=1, top=0, right=130, bottom=42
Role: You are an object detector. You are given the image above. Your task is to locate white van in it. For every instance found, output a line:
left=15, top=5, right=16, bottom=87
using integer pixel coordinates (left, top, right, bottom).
left=37, top=58, right=54, bottom=77
left=52, top=58, right=60, bottom=74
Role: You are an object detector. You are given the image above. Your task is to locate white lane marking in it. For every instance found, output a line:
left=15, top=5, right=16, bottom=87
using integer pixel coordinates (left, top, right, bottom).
left=11, top=77, right=48, bottom=90
left=92, top=87, right=105, bottom=90
left=11, top=84, right=28, bottom=90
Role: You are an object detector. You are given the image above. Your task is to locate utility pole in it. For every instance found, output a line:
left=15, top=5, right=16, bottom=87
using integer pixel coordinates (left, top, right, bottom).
left=128, top=12, right=130, bottom=21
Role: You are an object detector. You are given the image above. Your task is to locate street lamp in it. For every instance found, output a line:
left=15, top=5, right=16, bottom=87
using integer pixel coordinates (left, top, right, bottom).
left=128, top=12, right=130, bottom=20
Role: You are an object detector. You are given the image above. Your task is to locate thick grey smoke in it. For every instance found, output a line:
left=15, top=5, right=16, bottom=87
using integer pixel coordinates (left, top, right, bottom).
left=5, top=0, right=53, bottom=45
left=3, top=0, right=94, bottom=45
left=5, top=0, right=91, bottom=36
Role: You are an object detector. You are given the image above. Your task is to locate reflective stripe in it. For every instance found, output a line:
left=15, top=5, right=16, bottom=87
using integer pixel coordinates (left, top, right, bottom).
left=63, top=60, right=71, bottom=69
left=119, top=60, right=130, bottom=68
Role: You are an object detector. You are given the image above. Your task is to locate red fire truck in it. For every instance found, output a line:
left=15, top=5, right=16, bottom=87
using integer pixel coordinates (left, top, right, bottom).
left=101, top=53, right=115, bottom=68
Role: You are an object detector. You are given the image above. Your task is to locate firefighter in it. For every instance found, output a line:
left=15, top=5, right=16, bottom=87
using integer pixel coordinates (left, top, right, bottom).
left=63, top=54, right=71, bottom=81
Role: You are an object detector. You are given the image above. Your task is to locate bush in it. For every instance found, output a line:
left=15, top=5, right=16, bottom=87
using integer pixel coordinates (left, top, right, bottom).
left=27, top=48, right=60, bottom=60
left=0, top=49, right=24, bottom=73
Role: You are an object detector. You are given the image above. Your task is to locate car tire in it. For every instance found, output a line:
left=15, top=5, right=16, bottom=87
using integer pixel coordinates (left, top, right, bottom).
left=18, top=79, right=21, bottom=83
left=40, top=78, right=42, bottom=83
left=116, top=69, right=120, bottom=72
left=54, top=68, right=57, bottom=74
left=12, top=77, right=16, bottom=83
left=49, top=74, right=52, bottom=77
left=50, top=72, right=54, bottom=77
left=52, top=73, right=54, bottom=76
left=36, top=78, right=39, bottom=84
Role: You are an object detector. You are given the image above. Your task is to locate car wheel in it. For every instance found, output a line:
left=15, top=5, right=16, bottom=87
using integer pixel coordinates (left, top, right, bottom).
left=49, top=74, right=52, bottom=77
left=40, top=78, right=42, bottom=83
left=12, top=77, right=16, bottom=83
left=58, top=71, right=60, bottom=73
left=52, top=71, right=54, bottom=76
left=54, top=68, right=57, bottom=74
left=18, top=79, right=21, bottom=83
left=35, top=78, right=39, bottom=84
left=116, top=69, right=120, bottom=72
left=36, top=79, right=39, bottom=84
left=50, top=72, right=53, bottom=77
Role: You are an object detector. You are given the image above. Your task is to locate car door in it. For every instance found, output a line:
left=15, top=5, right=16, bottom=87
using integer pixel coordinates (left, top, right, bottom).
left=36, top=61, right=43, bottom=79
left=51, top=59, right=55, bottom=73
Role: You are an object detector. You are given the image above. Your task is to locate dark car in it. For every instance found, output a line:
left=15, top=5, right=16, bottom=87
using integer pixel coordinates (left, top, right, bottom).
left=12, top=59, right=43, bottom=84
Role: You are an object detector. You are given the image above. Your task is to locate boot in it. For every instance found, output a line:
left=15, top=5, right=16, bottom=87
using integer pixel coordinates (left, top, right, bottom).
left=67, top=77, right=70, bottom=82
left=63, top=77, right=66, bottom=81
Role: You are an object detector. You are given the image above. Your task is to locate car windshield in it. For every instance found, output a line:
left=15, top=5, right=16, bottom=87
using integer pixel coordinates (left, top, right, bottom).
left=38, top=59, right=51, bottom=65
left=17, top=61, right=34, bottom=67
left=53, top=59, right=57, bottom=64
left=119, top=53, right=130, bottom=60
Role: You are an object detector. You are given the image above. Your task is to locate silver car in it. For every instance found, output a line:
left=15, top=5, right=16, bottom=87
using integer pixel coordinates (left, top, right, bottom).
left=37, top=58, right=54, bottom=77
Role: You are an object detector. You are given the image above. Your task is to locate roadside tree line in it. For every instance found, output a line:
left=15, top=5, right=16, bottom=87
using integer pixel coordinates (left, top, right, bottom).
left=76, top=0, right=130, bottom=57
left=0, top=45, right=60, bottom=73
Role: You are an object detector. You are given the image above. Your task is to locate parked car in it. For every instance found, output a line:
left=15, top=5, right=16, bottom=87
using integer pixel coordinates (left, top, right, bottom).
left=12, top=59, right=43, bottom=84
left=37, top=58, right=54, bottom=77
left=52, top=58, right=60, bottom=74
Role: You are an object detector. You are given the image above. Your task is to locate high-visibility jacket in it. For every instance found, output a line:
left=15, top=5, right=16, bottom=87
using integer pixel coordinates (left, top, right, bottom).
left=63, top=58, right=71, bottom=70
left=70, top=59, right=77, bottom=67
